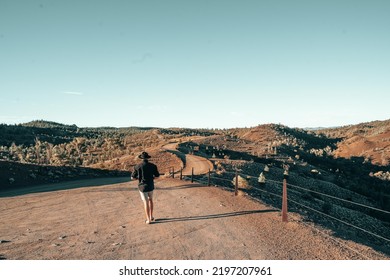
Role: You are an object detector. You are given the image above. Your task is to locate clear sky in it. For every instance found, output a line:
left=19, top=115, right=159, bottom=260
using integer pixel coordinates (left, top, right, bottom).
left=1, top=0, right=389, bottom=129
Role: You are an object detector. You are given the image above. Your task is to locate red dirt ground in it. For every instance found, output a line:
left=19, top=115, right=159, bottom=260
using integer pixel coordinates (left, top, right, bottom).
left=0, top=178, right=388, bottom=260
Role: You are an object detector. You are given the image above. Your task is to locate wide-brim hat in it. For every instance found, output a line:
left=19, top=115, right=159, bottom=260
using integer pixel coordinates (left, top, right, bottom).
left=138, top=152, right=151, bottom=159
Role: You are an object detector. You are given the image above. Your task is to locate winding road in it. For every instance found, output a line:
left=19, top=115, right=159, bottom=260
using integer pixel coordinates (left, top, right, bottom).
left=163, top=142, right=214, bottom=176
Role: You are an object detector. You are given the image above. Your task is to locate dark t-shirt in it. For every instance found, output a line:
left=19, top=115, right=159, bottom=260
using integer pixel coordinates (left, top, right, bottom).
left=132, top=160, right=160, bottom=192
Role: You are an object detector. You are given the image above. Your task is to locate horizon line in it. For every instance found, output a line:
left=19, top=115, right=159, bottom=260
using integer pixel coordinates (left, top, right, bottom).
left=1, top=118, right=389, bottom=131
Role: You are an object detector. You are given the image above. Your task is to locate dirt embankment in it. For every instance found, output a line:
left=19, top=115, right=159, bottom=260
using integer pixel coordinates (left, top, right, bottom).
left=0, top=160, right=129, bottom=190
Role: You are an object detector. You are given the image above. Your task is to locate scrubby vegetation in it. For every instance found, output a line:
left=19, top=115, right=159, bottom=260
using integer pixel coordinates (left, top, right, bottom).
left=0, top=121, right=172, bottom=168
left=182, top=120, right=390, bottom=208
left=1, top=120, right=389, bottom=211
left=0, top=121, right=215, bottom=187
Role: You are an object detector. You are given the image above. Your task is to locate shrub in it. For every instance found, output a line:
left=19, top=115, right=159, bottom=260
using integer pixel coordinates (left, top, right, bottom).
left=322, top=201, right=333, bottom=214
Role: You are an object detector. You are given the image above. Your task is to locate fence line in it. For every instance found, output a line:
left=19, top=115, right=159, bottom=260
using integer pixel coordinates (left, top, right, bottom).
left=183, top=168, right=390, bottom=246
left=221, top=171, right=390, bottom=215
left=209, top=175, right=235, bottom=184
left=260, top=177, right=390, bottom=215
left=252, top=179, right=390, bottom=244
left=287, top=198, right=390, bottom=243
left=286, top=182, right=390, bottom=215
left=249, top=193, right=376, bottom=260
left=243, top=186, right=383, bottom=260
left=289, top=215, right=373, bottom=260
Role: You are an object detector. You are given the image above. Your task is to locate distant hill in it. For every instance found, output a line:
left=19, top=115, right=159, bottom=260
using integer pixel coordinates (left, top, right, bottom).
left=205, top=120, right=390, bottom=166
left=21, top=120, right=78, bottom=129
left=1, top=119, right=389, bottom=188
left=317, top=119, right=390, bottom=165
left=0, top=120, right=216, bottom=186
left=2, top=119, right=389, bottom=166
left=0, top=120, right=154, bottom=146
left=184, top=121, right=390, bottom=210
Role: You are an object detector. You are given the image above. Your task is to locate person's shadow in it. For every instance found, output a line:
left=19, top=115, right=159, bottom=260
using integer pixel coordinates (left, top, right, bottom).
left=153, top=209, right=277, bottom=223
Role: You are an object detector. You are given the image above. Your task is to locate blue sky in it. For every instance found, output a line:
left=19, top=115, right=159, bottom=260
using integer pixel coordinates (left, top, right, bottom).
left=1, top=0, right=389, bottom=128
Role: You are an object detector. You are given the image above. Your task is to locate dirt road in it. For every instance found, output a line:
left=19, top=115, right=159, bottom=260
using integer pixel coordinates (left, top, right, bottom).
left=163, top=142, right=214, bottom=176
left=181, top=154, right=214, bottom=175
left=0, top=178, right=387, bottom=260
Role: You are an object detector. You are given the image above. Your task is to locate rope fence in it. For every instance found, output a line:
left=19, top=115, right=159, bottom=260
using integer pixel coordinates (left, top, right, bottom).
left=172, top=166, right=390, bottom=247
left=231, top=171, right=390, bottom=215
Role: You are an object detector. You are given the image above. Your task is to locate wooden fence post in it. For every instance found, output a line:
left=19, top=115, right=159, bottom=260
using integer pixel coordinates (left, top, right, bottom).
left=282, top=178, right=288, bottom=222
left=208, top=169, right=211, bottom=186
left=191, top=167, right=194, bottom=183
left=172, top=167, right=175, bottom=178
left=180, top=168, right=183, bottom=180
left=235, top=171, right=238, bottom=196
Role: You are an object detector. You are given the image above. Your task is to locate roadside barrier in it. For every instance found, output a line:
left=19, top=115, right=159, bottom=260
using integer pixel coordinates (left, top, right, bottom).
left=176, top=166, right=390, bottom=248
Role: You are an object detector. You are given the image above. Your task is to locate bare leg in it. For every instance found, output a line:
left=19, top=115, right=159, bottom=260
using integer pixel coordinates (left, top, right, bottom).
left=143, top=200, right=151, bottom=223
left=149, top=198, right=154, bottom=221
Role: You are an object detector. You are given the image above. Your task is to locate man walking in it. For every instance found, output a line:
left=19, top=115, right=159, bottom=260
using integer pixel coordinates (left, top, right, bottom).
left=132, top=152, right=160, bottom=224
